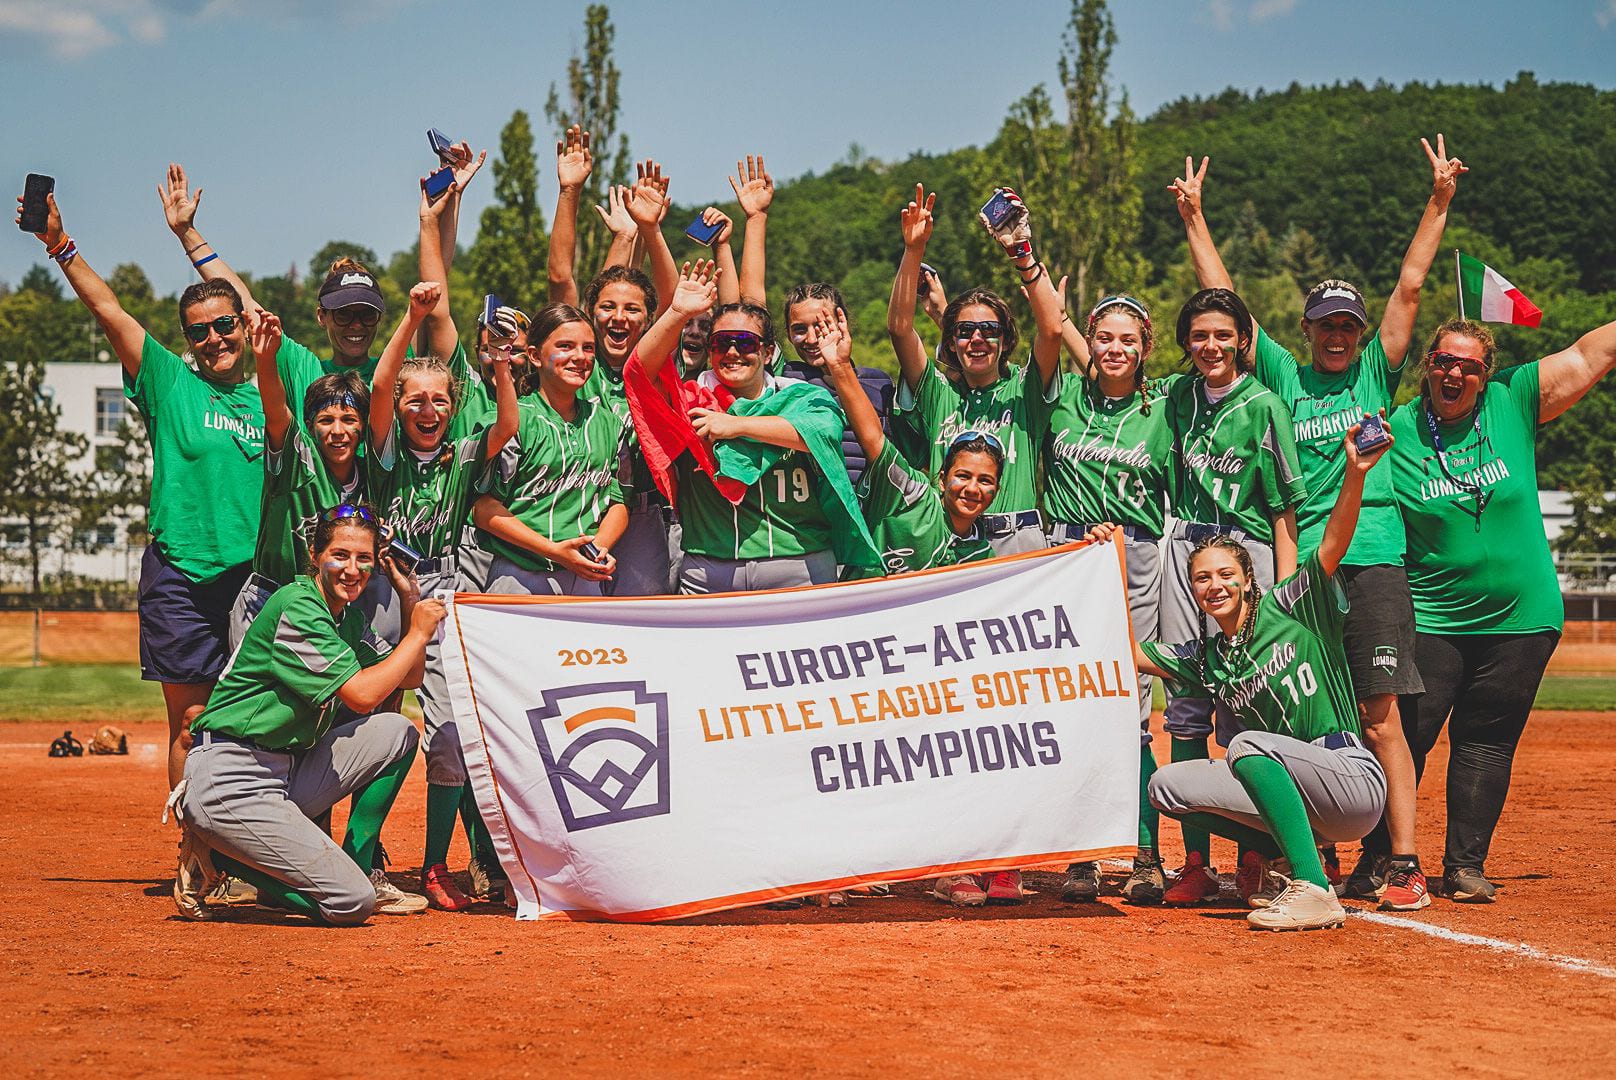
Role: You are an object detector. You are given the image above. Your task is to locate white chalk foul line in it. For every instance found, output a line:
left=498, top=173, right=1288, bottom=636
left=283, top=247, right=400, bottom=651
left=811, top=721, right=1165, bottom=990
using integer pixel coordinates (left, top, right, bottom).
left=1351, top=909, right=1616, bottom=979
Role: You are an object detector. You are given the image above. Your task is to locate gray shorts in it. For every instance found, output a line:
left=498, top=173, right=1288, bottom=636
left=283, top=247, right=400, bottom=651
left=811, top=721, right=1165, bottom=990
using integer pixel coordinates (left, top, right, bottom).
left=455, top=526, right=495, bottom=594
left=228, top=573, right=280, bottom=652
left=611, top=504, right=672, bottom=597
left=986, top=520, right=1049, bottom=558
left=680, top=550, right=838, bottom=594
left=1148, top=729, right=1387, bottom=843
left=484, top=555, right=604, bottom=598
left=179, top=714, right=419, bottom=925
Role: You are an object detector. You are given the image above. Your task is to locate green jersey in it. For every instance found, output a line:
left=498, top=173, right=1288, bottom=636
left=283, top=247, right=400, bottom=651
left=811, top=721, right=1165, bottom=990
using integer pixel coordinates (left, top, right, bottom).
left=892, top=360, right=1058, bottom=514
left=254, top=426, right=365, bottom=585
left=124, top=334, right=265, bottom=582
left=1388, top=362, right=1561, bottom=635
left=193, top=576, right=391, bottom=751
left=582, top=359, right=660, bottom=506
left=1166, top=374, right=1307, bottom=543
left=858, top=442, right=994, bottom=575
left=487, top=394, right=628, bottom=572
left=1255, top=329, right=1405, bottom=566
left=371, top=425, right=500, bottom=560
left=275, top=337, right=378, bottom=426
left=1141, top=551, right=1357, bottom=741
left=1043, top=373, right=1179, bottom=535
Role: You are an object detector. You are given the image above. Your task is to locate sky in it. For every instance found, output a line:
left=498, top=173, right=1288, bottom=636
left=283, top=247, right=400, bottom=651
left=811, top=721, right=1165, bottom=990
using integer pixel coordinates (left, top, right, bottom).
left=2, top=0, right=1614, bottom=296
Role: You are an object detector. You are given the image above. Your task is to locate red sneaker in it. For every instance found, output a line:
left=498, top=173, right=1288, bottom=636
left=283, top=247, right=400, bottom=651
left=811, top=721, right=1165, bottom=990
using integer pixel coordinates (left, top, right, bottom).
left=1321, top=845, right=1343, bottom=887
left=1379, top=864, right=1432, bottom=911
left=421, top=862, right=473, bottom=911
left=1163, top=850, right=1220, bottom=905
left=984, top=869, right=1025, bottom=905
left=1236, top=849, right=1265, bottom=903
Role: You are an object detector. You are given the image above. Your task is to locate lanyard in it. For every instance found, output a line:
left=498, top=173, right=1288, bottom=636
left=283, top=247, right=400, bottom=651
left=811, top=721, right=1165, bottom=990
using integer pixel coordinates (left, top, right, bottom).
left=1423, top=399, right=1490, bottom=517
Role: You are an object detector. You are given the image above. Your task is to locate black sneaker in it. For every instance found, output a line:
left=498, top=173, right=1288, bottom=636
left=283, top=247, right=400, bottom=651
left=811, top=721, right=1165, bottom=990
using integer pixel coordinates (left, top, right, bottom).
left=1443, top=867, right=1496, bottom=903
left=1335, top=851, right=1387, bottom=900
left=1061, top=861, right=1101, bottom=902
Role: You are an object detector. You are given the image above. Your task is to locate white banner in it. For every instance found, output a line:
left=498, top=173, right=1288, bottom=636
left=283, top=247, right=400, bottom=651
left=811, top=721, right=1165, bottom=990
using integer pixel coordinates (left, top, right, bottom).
left=442, top=538, right=1142, bottom=921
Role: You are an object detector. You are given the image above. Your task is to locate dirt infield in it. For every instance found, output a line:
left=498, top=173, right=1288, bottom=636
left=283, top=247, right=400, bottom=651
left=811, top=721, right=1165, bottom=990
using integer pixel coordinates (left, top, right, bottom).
left=5, top=712, right=1615, bottom=1077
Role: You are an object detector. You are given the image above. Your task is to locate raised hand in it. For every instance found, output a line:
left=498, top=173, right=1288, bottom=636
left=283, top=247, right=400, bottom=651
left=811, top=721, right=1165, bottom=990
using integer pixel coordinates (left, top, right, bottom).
left=1169, top=155, right=1209, bottom=220
left=900, top=183, right=936, bottom=250
left=446, top=141, right=487, bottom=191
left=980, top=187, right=1033, bottom=259
left=700, top=207, right=734, bottom=246
left=594, top=184, right=637, bottom=237
left=158, top=163, right=203, bottom=236
left=556, top=125, right=593, bottom=191
left=378, top=550, right=422, bottom=607
left=1343, top=412, right=1393, bottom=473
left=627, top=161, right=669, bottom=230
left=670, top=260, right=719, bottom=318
left=17, top=191, right=64, bottom=248
left=419, top=175, right=457, bottom=221
left=1421, top=134, right=1467, bottom=208
left=249, top=307, right=282, bottom=364
left=728, top=155, right=774, bottom=218
left=815, top=308, right=854, bottom=375
left=408, top=281, right=442, bottom=319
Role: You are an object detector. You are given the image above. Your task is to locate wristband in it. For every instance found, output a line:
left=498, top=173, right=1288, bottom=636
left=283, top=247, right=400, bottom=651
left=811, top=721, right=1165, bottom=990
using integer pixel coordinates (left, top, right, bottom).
left=1006, top=241, right=1034, bottom=261
left=185, top=240, right=210, bottom=255
left=51, top=239, right=78, bottom=266
left=192, top=253, right=219, bottom=269
left=46, top=235, right=72, bottom=258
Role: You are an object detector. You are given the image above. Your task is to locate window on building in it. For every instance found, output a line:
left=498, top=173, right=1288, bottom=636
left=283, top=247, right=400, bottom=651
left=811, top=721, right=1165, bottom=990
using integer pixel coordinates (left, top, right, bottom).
left=95, top=387, right=126, bottom=437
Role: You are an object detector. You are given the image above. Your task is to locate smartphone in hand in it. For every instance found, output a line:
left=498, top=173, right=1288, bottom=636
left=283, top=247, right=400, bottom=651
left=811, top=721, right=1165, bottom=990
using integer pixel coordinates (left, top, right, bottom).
left=19, top=174, right=54, bottom=233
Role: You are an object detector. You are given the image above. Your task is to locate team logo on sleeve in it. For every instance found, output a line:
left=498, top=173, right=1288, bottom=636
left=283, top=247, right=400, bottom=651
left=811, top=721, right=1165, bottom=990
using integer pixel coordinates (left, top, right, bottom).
left=527, top=681, right=670, bottom=832
left=1373, top=646, right=1399, bottom=673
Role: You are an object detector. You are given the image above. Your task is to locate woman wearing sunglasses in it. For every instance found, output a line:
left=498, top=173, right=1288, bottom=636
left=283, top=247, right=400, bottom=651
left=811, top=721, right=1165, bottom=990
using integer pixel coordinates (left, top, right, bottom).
left=368, top=282, right=519, bottom=910
left=1387, top=314, right=1616, bottom=903
left=886, top=185, right=1066, bottom=556
left=172, top=505, right=444, bottom=923
left=18, top=186, right=264, bottom=791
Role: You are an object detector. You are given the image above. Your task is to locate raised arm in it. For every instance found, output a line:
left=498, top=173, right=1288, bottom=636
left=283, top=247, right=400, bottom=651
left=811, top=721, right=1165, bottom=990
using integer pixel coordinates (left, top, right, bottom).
left=417, top=175, right=461, bottom=360
left=1170, top=156, right=1239, bottom=297
left=1316, top=422, right=1389, bottom=577
left=249, top=308, right=291, bottom=450
left=1272, top=508, right=1298, bottom=579
left=548, top=125, right=592, bottom=305
left=1381, top=135, right=1466, bottom=368
left=633, top=260, right=719, bottom=385
left=159, top=162, right=258, bottom=313
left=1540, top=319, right=1616, bottom=424
left=981, top=190, right=1077, bottom=386
left=597, top=184, right=639, bottom=270
left=481, top=338, right=519, bottom=460
left=887, top=184, right=937, bottom=393
left=729, top=155, right=773, bottom=305
left=19, top=192, right=146, bottom=378
left=701, top=208, right=741, bottom=306
left=626, top=159, right=679, bottom=318
left=817, top=308, right=885, bottom=465
left=369, top=282, right=440, bottom=448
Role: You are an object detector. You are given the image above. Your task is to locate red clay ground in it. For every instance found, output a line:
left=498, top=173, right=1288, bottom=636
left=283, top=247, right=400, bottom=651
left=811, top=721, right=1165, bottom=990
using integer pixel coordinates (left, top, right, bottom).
left=5, top=712, right=1615, bottom=1077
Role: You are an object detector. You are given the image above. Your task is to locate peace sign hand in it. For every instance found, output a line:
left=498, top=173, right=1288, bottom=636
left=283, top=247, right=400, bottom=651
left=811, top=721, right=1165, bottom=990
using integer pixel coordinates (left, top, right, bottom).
left=900, top=183, right=936, bottom=251
left=1168, top=155, right=1209, bottom=221
left=158, top=163, right=203, bottom=237
left=1421, top=134, right=1467, bottom=208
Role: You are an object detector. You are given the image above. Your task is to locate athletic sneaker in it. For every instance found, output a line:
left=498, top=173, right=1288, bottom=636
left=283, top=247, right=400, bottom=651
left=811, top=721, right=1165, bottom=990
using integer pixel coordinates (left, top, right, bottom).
left=805, top=890, right=848, bottom=907
left=1246, top=878, right=1348, bottom=931
left=848, top=883, right=892, bottom=897
left=1379, top=863, right=1432, bottom=911
left=1321, top=845, right=1343, bottom=887
left=174, top=825, right=221, bottom=922
left=928, top=874, right=987, bottom=907
left=467, top=854, right=507, bottom=904
left=421, top=862, right=474, bottom=911
left=985, top=869, right=1026, bottom=905
left=1061, top=861, right=1101, bottom=903
left=1121, top=853, right=1165, bottom=904
left=1336, top=851, right=1388, bottom=900
left=369, top=869, right=429, bottom=915
left=208, top=876, right=258, bottom=906
left=1443, top=867, right=1496, bottom=904
left=1246, top=858, right=1294, bottom=909
left=1162, top=851, right=1219, bottom=905
left=1235, top=849, right=1264, bottom=904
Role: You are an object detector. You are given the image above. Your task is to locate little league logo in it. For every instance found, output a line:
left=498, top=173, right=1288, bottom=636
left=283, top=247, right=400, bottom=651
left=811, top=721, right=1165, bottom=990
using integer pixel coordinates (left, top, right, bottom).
left=527, top=681, right=671, bottom=832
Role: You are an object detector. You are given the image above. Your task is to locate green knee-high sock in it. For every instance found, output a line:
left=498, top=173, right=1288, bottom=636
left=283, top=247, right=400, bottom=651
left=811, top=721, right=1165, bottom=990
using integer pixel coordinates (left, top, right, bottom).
left=212, top=853, right=320, bottom=917
left=342, top=740, right=417, bottom=872
left=458, top=784, right=495, bottom=862
left=424, top=783, right=463, bottom=870
left=1170, top=737, right=1211, bottom=861
left=1138, top=745, right=1160, bottom=851
left=1165, top=811, right=1283, bottom=860
left=1229, top=754, right=1328, bottom=887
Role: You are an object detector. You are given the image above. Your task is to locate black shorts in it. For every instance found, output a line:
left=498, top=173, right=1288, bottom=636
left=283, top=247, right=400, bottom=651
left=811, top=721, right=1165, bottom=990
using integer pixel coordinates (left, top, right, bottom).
left=137, top=544, right=250, bottom=684
left=1340, top=563, right=1424, bottom=699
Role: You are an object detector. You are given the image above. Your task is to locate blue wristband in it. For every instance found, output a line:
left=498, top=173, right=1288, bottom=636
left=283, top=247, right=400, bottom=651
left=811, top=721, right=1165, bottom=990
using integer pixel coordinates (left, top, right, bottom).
left=192, top=253, right=219, bottom=269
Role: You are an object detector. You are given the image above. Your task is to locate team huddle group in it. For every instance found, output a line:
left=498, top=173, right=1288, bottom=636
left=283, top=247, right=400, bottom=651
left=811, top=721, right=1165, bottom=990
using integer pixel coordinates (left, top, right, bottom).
left=20, top=125, right=1616, bottom=932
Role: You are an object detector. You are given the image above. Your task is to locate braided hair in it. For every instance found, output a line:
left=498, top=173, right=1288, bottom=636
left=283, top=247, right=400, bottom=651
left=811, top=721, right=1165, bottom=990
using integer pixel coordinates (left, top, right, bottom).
left=1186, top=534, right=1263, bottom=684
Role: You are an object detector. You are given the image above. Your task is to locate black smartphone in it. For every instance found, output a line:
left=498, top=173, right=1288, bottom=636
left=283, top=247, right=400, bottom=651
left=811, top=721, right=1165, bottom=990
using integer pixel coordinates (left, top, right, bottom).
left=918, top=262, right=937, bottom=300
left=579, top=541, right=604, bottom=564
left=389, top=538, right=424, bottom=573
left=19, top=174, right=54, bottom=233
left=684, top=213, right=723, bottom=247
left=427, top=128, right=456, bottom=165
left=979, top=188, right=1018, bottom=231
left=1354, top=413, right=1392, bottom=454
left=422, top=165, right=455, bottom=204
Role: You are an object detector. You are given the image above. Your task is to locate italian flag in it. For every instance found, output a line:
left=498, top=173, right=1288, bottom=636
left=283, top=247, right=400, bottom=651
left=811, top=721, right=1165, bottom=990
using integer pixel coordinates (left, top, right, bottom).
left=1456, top=251, right=1541, bottom=327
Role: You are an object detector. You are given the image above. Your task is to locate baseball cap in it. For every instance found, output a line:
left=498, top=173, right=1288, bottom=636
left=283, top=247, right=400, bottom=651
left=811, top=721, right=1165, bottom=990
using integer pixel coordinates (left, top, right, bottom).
left=1303, top=280, right=1367, bottom=324
left=318, top=268, right=385, bottom=312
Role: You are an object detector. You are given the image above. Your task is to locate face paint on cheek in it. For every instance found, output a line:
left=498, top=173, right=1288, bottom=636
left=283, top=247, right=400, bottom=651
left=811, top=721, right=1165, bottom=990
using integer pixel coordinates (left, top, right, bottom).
left=1124, top=346, right=1139, bottom=362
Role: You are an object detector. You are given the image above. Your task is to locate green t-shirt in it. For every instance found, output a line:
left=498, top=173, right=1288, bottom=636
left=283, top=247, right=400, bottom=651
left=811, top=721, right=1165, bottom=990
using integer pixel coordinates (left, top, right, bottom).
left=275, top=337, right=379, bottom=427
left=1388, top=362, right=1562, bottom=635
left=193, top=576, right=391, bottom=751
left=1165, top=374, right=1307, bottom=543
left=1042, top=373, right=1179, bottom=535
left=371, top=425, right=500, bottom=560
left=1141, top=551, right=1357, bottom=741
left=487, top=394, right=628, bottom=572
left=253, top=426, right=365, bottom=585
left=892, top=359, right=1058, bottom=514
left=1255, top=329, right=1405, bottom=566
left=857, top=442, right=994, bottom=575
left=124, top=335, right=265, bottom=582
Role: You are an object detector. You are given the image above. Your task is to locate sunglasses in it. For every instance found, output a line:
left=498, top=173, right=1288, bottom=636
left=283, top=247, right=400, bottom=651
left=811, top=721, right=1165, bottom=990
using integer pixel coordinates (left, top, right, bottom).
left=947, top=428, right=1006, bottom=456
left=708, top=330, right=763, bottom=356
left=953, top=320, right=1003, bottom=342
left=183, top=314, right=242, bottom=344
left=330, top=306, right=381, bottom=328
left=1429, top=352, right=1487, bottom=377
left=320, top=503, right=377, bottom=525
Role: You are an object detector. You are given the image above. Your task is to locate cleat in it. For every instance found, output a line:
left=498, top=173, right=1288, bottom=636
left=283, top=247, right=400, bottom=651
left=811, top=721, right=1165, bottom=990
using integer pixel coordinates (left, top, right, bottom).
left=370, top=869, right=428, bottom=915
left=1247, top=878, right=1348, bottom=931
left=928, top=874, right=987, bottom=907
left=1247, top=857, right=1295, bottom=909
left=207, top=875, right=258, bottom=906
left=1061, top=861, right=1101, bottom=903
left=1320, top=845, right=1343, bottom=887
left=1163, top=850, right=1219, bottom=905
left=421, top=862, right=474, bottom=911
left=1379, top=863, right=1432, bottom=911
left=984, top=869, right=1026, bottom=905
left=1121, top=852, right=1165, bottom=904
left=174, top=825, right=222, bottom=921
left=1235, top=849, right=1264, bottom=904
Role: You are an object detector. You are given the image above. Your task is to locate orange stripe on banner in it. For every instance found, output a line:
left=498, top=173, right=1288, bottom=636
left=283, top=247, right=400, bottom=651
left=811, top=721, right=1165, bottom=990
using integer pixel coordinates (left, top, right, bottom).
left=564, top=706, right=638, bottom=733
left=527, top=847, right=1139, bottom=922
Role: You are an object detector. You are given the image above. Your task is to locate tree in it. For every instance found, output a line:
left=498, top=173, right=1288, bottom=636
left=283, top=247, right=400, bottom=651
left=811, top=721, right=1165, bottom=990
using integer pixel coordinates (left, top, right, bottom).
left=308, top=241, right=381, bottom=284
left=79, top=418, right=152, bottom=549
left=0, top=356, right=88, bottom=593
left=19, top=264, right=62, bottom=301
left=544, top=3, right=631, bottom=277
left=468, top=109, right=549, bottom=314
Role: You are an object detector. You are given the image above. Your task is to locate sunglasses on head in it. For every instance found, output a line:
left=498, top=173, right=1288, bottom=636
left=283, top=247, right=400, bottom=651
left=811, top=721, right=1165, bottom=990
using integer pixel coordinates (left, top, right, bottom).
left=320, top=503, right=377, bottom=525
left=330, top=306, right=381, bottom=328
left=183, top=314, right=242, bottom=344
left=953, top=320, right=1003, bottom=342
left=707, top=330, right=763, bottom=356
left=1428, top=352, right=1487, bottom=377
left=948, top=428, right=1006, bottom=456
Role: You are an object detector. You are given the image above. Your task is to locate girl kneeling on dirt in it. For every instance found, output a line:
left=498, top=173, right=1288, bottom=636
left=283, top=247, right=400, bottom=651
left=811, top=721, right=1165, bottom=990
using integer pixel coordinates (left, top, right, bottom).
left=1093, top=422, right=1391, bottom=931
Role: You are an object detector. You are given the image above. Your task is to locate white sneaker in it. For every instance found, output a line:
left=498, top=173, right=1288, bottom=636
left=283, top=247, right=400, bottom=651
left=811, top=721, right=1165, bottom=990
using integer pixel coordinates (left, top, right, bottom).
left=370, top=868, right=429, bottom=915
left=1246, top=857, right=1294, bottom=909
left=927, top=874, right=987, bottom=907
left=1247, top=878, right=1348, bottom=931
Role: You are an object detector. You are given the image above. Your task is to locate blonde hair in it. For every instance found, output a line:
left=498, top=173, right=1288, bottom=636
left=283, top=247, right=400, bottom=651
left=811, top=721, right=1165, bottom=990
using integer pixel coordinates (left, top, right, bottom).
left=394, top=354, right=461, bottom=414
